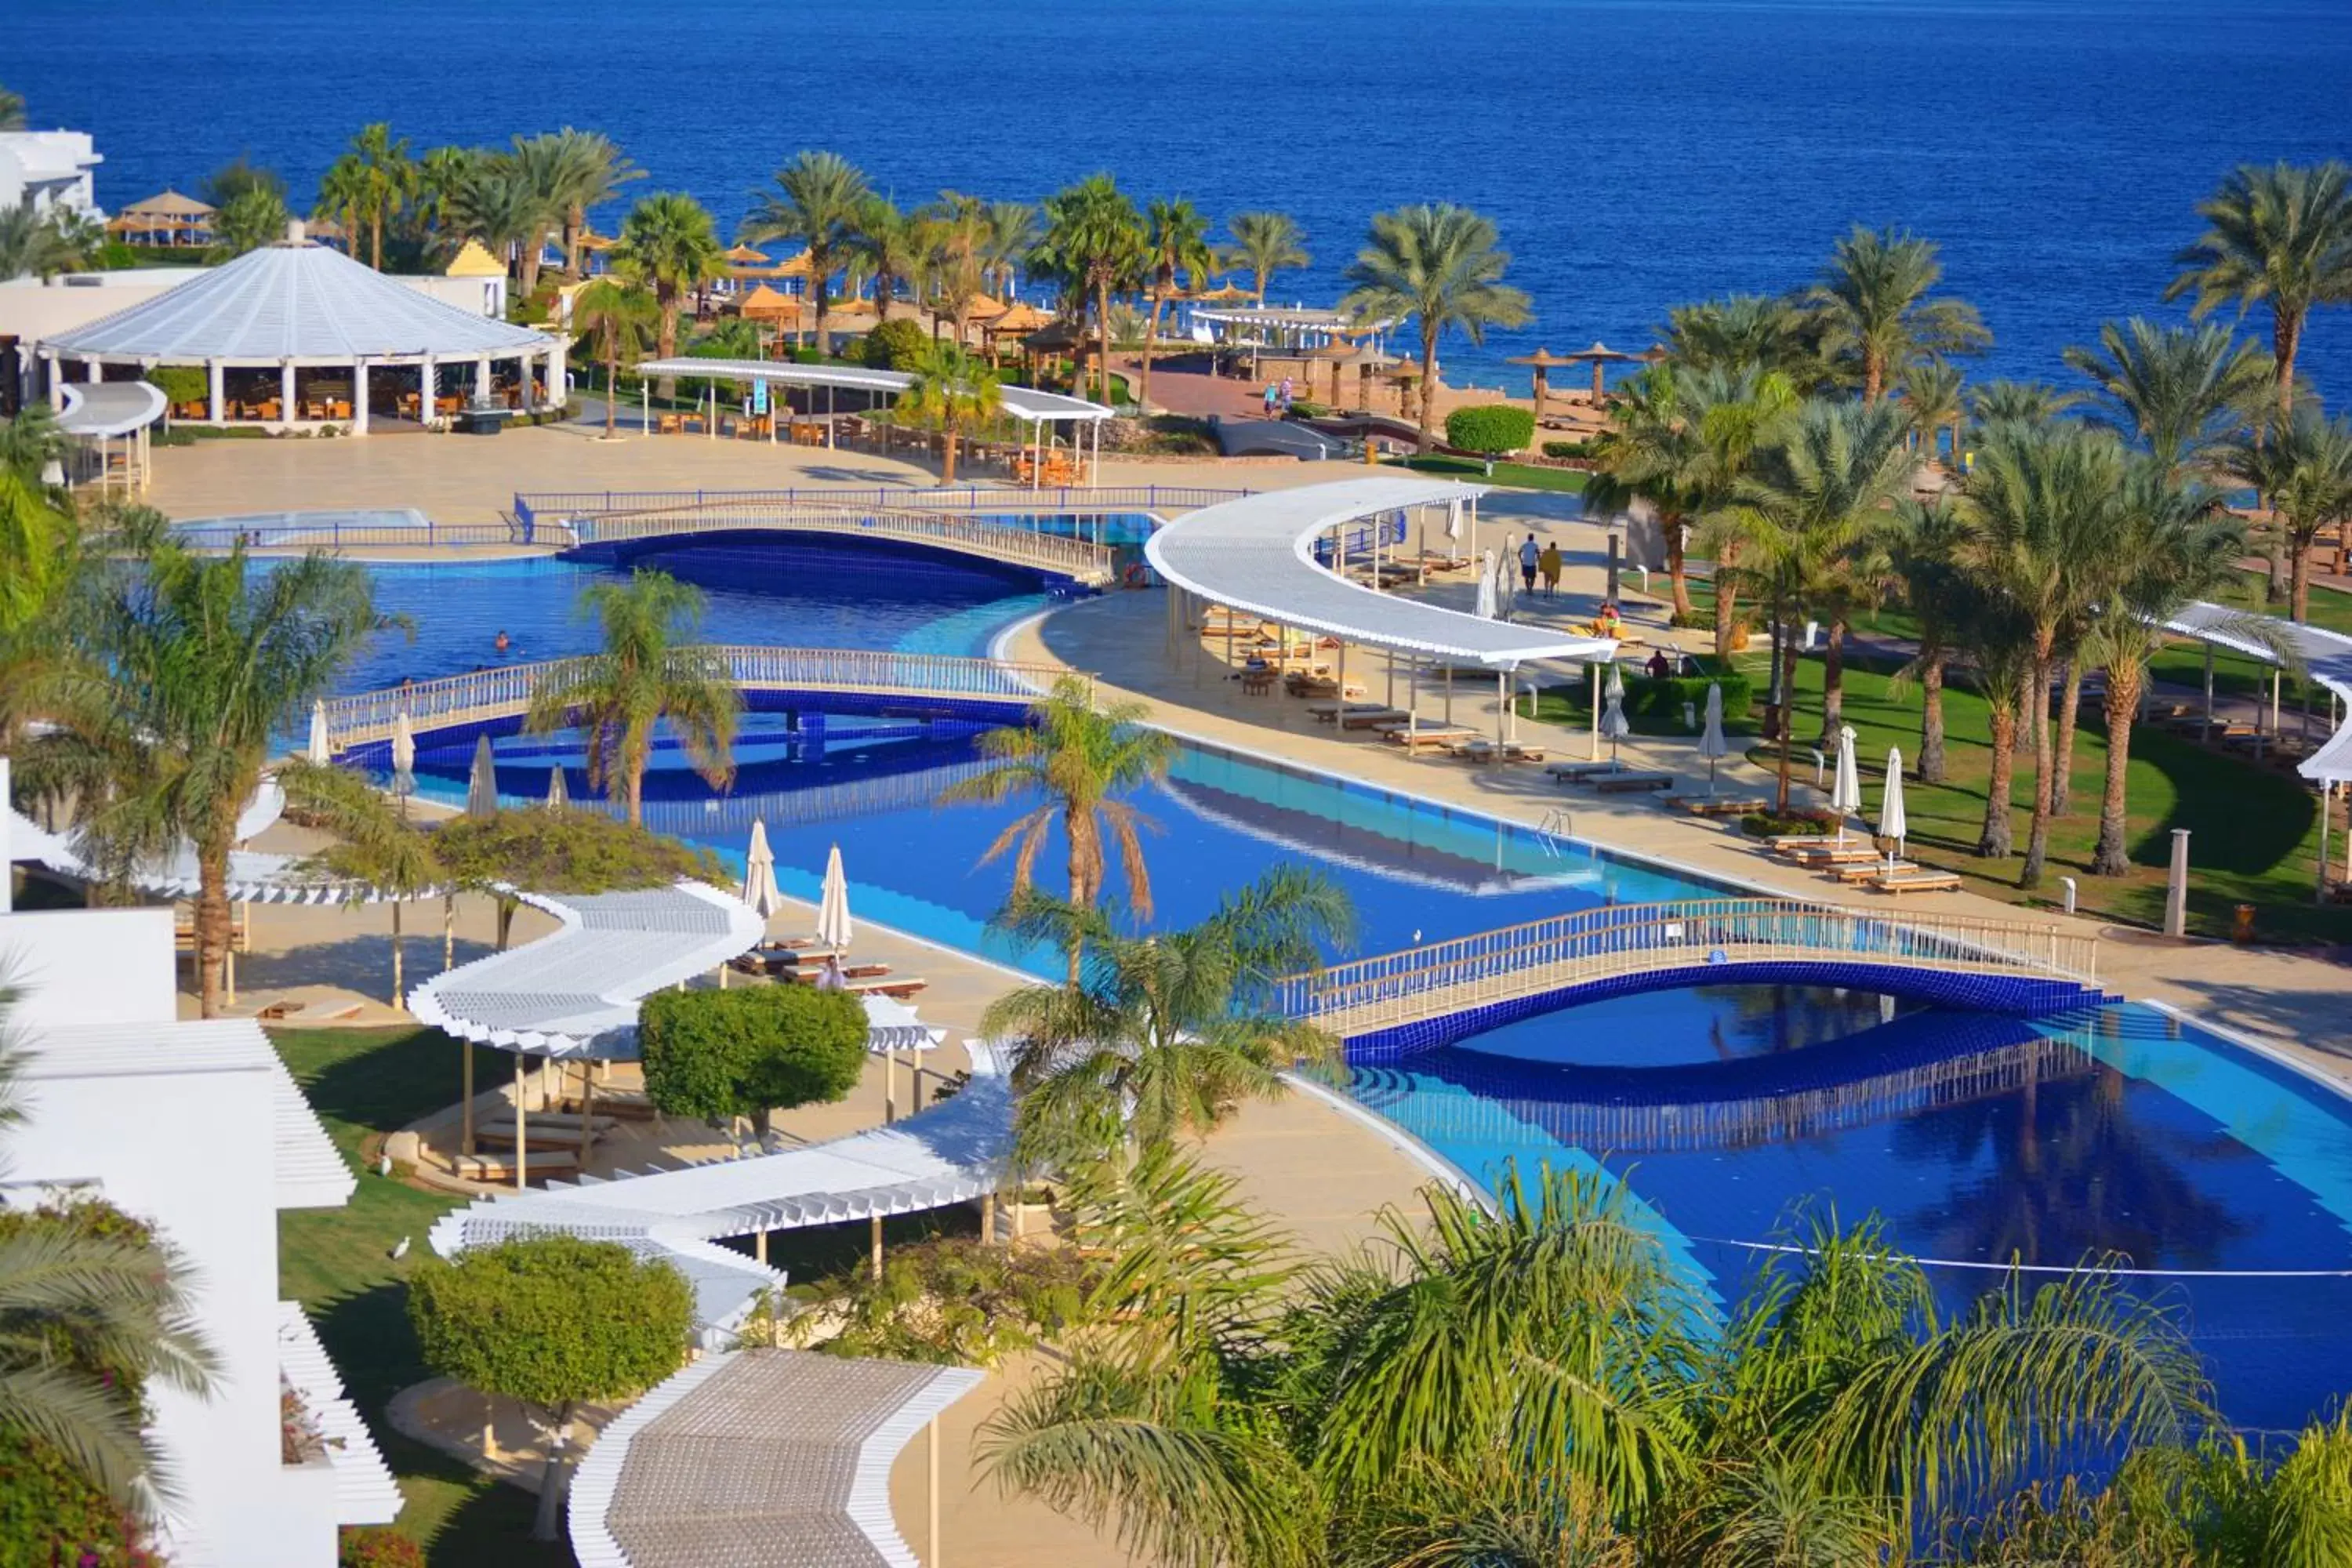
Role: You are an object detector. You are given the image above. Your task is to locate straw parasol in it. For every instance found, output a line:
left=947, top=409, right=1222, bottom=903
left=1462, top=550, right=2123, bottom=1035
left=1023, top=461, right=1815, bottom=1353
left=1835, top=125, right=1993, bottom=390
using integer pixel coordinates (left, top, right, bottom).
left=740, top=819, right=784, bottom=919
left=1829, top=724, right=1861, bottom=844
left=739, top=283, right=794, bottom=321
left=1697, top=683, right=1729, bottom=797
left=1508, top=347, right=1583, bottom=408
left=816, top=844, right=854, bottom=951
left=465, top=736, right=499, bottom=818
left=1878, top=746, right=1908, bottom=870
left=1191, top=282, right=1255, bottom=305
left=723, top=242, right=771, bottom=270
left=1562, top=341, right=1637, bottom=401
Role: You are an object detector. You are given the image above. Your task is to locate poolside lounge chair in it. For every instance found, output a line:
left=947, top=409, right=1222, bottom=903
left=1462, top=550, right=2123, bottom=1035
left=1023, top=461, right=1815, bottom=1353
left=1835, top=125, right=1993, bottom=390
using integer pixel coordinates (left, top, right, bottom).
left=1765, top=833, right=1850, bottom=853
left=1865, top=868, right=1962, bottom=895
left=1781, top=841, right=1883, bottom=866
left=1664, top=796, right=1769, bottom=817
left=1385, top=726, right=1481, bottom=753
left=1592, top=771, right=1675, bottom=793
left=1340, top=707, right=1411, bottom=730
left=1545, top=760, right=1624, bottom=783
left=448, top=1149, right=578, bottom=1184
left=1828, top=859, right=1919, bottom=884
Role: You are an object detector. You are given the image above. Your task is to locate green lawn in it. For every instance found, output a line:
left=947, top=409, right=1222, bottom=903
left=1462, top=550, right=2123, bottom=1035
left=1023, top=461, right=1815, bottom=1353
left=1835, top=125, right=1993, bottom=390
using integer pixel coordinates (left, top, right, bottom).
left=1752, top=651, right=2347, bottom=945
left=273, top=1026, right=568, bottom=1567
left=1381, top=454, right=1591, bottom=493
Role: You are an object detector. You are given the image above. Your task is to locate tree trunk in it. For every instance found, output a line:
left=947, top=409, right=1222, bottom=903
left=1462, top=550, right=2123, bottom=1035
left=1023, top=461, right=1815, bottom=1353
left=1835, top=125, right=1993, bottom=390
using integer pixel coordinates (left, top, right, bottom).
left=2292, top=533, right=2313, bottom=624
left=496, top=895, right=518, bottom=952
left=1712, top=553, right=1740, bottom=659
left=815, top=280, right=832, bottom=358
left=1140, top=288, right=1164, bottom=412
left=2274, top=305, right=2302, bottom=433
left=532, top=1401, right=574, bottom=1541
left=1979, top=695, right=2016, bottom=860
left=1818, top=620, right=1846, bottom=742
left=1096, top=280, right=1116, bottom=407
left=1062, top=808, right=1099, bottom=988
left=603, top=344, right=619, bottom=437
left=1919, top=650, right=1948, bottom=785
left=370, top=214, right=383, bottom=271
left=2020, top=651, right=2056, bottom=888
left=942, top=428, right=959, bottom=485
left=1417, top=328, right=1439, bottom=452
left=194, top=835, right=234, bottom=1019
left=1863, top=348, right=1884, bottom=406
left=2092, top=663, right=2142, bottom=877
left=656, top=289, right=681, bottom=400
left=626, top=764, right=644, bottom=827
left=2051, top=656, right=2083, bottom=816
left=1665, top=516, right=1693, bottom=620
left=1773, top=607, right=1796, bottom=815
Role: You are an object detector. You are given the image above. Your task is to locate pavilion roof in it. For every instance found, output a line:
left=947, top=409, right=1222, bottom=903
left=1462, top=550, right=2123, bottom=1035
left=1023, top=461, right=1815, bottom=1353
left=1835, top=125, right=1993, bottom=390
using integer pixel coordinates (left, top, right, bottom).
left=738, top=283, right=793, bottom=317
left=443, top=238, right=506, bottom=278
left=43, top=225, right=554, bottom=364
left=121, top=188, right=216, bottom=220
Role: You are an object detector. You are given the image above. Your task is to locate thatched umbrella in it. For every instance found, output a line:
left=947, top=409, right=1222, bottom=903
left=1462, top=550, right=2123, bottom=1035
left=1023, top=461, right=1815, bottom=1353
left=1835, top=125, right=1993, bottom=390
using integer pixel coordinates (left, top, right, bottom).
left=1508, top=347, right=1582, bottom=411
left=1308, top=340, right=1359, bottom=409
left=1024, top=319, right=1089, bottom=394
left=1563, top=341, right=1637, bottom=401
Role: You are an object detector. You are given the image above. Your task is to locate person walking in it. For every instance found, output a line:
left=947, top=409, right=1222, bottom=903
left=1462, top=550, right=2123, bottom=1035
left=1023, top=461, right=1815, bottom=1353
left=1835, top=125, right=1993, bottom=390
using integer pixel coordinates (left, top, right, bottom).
left=1279, top=375, right=1294, bottom=412
left=1263, top=382, right=1279, bottom=417
left=1538, top=541, right=1563, bottom=597
left=1519, top=535, right=1541, bottom=594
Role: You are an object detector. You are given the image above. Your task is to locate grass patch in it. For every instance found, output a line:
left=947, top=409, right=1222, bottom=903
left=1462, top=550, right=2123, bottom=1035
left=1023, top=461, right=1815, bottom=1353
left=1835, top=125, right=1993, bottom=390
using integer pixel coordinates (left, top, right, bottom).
left=273, top=1027, right=567, bottom=1566
left=1381, top=454, right=1590, bottom=493
left=1753, top=652, right=2346, bottom=945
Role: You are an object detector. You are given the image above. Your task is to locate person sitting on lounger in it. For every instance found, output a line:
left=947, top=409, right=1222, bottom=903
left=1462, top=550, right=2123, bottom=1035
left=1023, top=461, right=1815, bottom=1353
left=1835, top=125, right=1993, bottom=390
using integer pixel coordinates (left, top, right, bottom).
left=1646, top=648, right=1671, bottom=678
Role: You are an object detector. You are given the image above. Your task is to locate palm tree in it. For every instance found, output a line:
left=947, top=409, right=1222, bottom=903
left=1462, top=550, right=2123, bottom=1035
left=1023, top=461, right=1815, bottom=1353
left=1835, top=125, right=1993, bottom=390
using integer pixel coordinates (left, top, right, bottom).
left=46, top=539, right=382, bottom=1017
left=2082, top=470, right=2246, bottom=877
left=1036, top=175, right=1148, bottom=407
left=0, top=1096, right=219, bottom=1524
left=0, top=408, right=86, bottom=748
left=2167, top=160, right=2352, bottom=429
left=411, top=144, right=480, bottom=252
left=612, top=192, right=724, bottom=399
left=1806, top=225, right=1991, bottom=403
left=443, top=161, right=554, bottom=286
left=311, top=157, right=370, bottom=258
left=938, top=675, right=1175, bottom=983
left=899, top=340, right=1002, bottom=484
left=924, top=190, right=993, bottom=342
left=1222, top=210, right=1308, bottom=305
left=1970, top=379, right=2082, bottom=431
left=844, top=194, right=921, bottom=330
left=1896, top=358, right=1966, bottom=467
left=742, top=151, right=872, bottom=355
left=1341, top=204, right=1532, bottom=451
left=2063, top=318, right=2274, bottom=477
left=517, top=128, right=641, bottom=275
left=1704, top=400, right=1913, bottom=806
left=521, top=571, right=739, bottom=826
left=571, top=278, right=659, bottom=437
left=1586, top=366, right=1704, bottom=620
left=980, top=866, right=1354, bottom=1164
left=344, top=122, right=414, bottom=270
left=207, top=187, right=287, bottom=262
left=0, top=87, right=23, bottom=132
left=1139, top=198, right=1214, bottom=412
left=982, top=200, right=1038, bottom=301
left=1665, top=292, right=1821, bottom=382
left=1887, top=495, right=1973, bottom=786
left=2223, top=412, right=2352, bottom=623
left=1962, top=422, right=2131, bottom=887
left=276, top=757, right=445, bottom=1006
left=0, top=198, right=95, bottom=283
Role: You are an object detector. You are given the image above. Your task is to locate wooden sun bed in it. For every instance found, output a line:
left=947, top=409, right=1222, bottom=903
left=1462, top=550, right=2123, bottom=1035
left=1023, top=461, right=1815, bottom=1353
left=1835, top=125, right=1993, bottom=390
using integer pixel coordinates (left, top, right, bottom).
left=1828, top=859, right=1918, bottom=884
left=1592, top=771, right=1676, bottom=793
left=1866, top=869, right=1962, bottom=895
left=1781, top=842, right=1883, bottom=866
left=1385, top=726, right=1482, bottom=753
left=1546, top=760, right=1626, bottom=783
left=1664, top=796, right=1769, bottom=817
left=1448, top=739, right=1548, bottom=764
left=1340, top=707, right=1412, bottom=730
left=446, top=1149, right=579, bottom=1183
left=1765, top=833, right=1850, bottom=852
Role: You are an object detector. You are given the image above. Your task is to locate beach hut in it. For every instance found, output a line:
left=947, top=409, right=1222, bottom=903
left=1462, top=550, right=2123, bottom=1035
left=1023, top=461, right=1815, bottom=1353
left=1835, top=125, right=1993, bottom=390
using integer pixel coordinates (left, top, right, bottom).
left=114, top=190, right=216, bottom=248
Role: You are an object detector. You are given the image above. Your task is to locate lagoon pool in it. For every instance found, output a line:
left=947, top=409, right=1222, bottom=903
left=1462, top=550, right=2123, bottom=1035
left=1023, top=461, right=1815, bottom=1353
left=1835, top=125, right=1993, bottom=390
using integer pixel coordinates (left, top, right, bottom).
left=362, top=541, right=2352, bottom=1436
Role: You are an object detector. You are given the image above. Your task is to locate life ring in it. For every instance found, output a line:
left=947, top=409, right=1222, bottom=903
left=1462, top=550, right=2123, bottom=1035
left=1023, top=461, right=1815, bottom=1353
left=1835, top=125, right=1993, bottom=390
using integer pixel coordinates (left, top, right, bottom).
left=1123, top=562, right=1151, bottom=589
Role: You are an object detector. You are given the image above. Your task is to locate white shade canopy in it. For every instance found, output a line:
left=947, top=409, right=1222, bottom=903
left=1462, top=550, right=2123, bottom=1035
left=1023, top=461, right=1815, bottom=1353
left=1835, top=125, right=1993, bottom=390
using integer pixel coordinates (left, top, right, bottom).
left=43, top=230, right=552, bottom=365
left=1879, top=745, right=1909, bottom=860
left=816, top=844, right=854, bottom=951
left=630, top=357, right=1112, bottom=424
left=1830, top=724, right=1862, bottom=839
left=739, top=818, right=783, bottom=920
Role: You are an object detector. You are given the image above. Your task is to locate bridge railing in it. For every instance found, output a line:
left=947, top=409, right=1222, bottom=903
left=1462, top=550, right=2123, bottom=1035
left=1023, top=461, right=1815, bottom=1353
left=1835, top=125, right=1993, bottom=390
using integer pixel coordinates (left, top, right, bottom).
left=513, top=484, right=1248, bottom=528
left=558, top=505, right=1116, bottom=582
left=162, top=519, right=521, bottom=551
left=1277, top=898, right=2098, bottom=1031
left=319, top=647, right=1081, bottom=750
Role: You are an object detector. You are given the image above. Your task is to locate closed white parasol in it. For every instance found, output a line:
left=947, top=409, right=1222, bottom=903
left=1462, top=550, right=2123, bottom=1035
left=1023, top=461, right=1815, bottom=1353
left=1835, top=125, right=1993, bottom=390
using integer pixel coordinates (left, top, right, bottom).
left=741, top=818, right=784, bottom=920
left=816, top=842, right=854, bottom=952
left=1878, top=745, right=1908, bottom=868
left=1829, top=724, right=1861, bottom=843
left=1697, top=682, right=1729, bottom=797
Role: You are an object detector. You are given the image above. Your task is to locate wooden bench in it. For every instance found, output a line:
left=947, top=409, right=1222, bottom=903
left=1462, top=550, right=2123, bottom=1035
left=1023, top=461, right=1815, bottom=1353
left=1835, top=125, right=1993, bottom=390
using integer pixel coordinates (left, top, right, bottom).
left=1782, top=842, right=1883, bottom=866
left=1385, top=726, right=1480, bottom=753
left=447, top=1149, right=579, bottom=1183
left=1339, top=708, right=1411, bottom=730
left=1545, top=760, right=1625, bottom=783
left=1592, top=771, right=1675, bottom=793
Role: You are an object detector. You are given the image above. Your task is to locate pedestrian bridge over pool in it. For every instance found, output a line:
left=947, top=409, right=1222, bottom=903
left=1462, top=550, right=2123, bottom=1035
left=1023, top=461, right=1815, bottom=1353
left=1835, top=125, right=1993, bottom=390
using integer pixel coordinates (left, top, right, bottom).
left=535, top=502, right=1120, bottom=588
left=1276, top=898, right=2107, bottom=1060
left=315, top=648, right=1079, bottom=760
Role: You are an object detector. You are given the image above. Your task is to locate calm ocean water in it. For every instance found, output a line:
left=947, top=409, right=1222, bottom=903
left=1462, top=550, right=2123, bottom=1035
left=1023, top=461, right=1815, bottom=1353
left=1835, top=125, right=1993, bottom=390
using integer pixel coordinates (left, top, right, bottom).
left=12, top=0, right=2351, bottom=396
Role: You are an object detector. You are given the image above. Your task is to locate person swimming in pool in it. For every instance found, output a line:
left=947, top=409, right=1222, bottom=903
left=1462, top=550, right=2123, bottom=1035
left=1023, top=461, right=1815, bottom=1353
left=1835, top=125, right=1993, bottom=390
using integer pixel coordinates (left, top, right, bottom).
left=494, top=630, right=510, bottom=655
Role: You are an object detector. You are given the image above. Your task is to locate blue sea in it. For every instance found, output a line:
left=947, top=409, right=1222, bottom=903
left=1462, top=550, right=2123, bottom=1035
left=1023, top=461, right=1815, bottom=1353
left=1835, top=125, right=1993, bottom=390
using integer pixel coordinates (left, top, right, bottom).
left=13, top=0, right=2352, bottom=397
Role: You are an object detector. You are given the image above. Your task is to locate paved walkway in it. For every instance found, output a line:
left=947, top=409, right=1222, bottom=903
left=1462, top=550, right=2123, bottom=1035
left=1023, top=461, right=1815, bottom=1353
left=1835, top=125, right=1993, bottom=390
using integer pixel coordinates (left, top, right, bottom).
left=1004, top=546, right=2352, bottom=1084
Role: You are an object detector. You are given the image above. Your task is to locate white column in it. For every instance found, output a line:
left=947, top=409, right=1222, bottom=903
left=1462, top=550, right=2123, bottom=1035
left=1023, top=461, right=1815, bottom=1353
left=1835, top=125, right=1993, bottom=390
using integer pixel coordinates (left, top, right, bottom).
left=280, top=361, right=296, bottom=423
left=352, top=357, right=370, bottom=434
left=475, top=355, right=493, bottom=403
left=420, top=354, right=437, bottom=422
left=44, top=352, right=64, bottom=410
left=83, top=354, right=102, bottom=382
left=548, top=341, right=567, bottom=411
left=207, top=358, right=224, bottom=422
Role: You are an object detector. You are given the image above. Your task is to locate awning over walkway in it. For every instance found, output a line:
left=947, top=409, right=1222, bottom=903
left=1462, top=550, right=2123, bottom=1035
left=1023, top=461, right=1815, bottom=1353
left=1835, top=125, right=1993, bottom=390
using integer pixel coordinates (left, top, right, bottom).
left=1145, top=476, right=1618, bottom=667
left=568, top=1348, right=982, bottom=1568
left=2158, top=601, right=2352, bottom=786
left=56, top=380, right=165, bottom=437
left=632, top=358, right=1113, bottom=423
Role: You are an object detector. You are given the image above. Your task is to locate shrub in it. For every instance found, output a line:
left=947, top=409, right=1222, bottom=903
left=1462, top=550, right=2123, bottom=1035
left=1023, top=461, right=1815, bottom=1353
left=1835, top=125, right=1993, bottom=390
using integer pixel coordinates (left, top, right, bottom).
left=339, top=1526, right=426, bottom=1568
left=430, top=810, right=724, bottom=896
left=1740, top=808, right=1839, bottom=838
left=1622, top=667, right=1752, bottom=724
left=766, top=1236, right=1092, bottom=1366
left=862, top=318, right=929, bottom=372
left=1445, top=404, right=1535, bottom=456
left=144, top=365, right=208, bottom=408
left=639, top=984, right=869, bottom=1127
left=1286, top=398, right=1325, bottom=419
left=1541, top=439, right=1593, bottom=460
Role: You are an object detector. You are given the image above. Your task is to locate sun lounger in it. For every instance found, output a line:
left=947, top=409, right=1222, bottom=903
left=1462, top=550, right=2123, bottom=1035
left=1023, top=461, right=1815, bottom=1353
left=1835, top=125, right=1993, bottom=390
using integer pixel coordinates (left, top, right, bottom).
left=1546, top=760, right=1624, bottom=783
left=1782, top=842, right=1883, bottom=866
left=1664, top=796, right=1769, bottom=817
left=845, top=975, right=926, bottom=997
left=1866, top=869, right=1962, bottom=895
left=1828, top=859, right=1918, bottom=884
left=1592, top=771, right=1676, bottom=793
left=1766, top=833, right=1849, bottom=852
left=1385, top=726, right=1481, bottom=753
left=1340, top=707, right=1411, bottom=730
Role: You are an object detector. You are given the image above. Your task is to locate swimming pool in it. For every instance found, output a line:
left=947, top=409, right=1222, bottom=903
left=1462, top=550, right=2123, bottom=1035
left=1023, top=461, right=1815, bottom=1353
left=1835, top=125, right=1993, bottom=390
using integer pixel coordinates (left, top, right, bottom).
left=361, top=538, right=2352, bottom=1435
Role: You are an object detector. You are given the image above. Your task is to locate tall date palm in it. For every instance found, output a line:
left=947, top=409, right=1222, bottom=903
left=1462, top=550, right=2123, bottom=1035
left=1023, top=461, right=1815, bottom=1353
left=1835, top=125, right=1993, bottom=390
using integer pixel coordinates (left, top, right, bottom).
left=1806, top=225, right=1990, bottom=404
left=1138, top=198, right=1214, bottom=412
left=2168, top=160, right=2352, bottom=430
left=612, top=192, right=724, bottom=398
left=743, top=151, right=872, bottom=355
left=1341, top=203, right=1531, bottom=450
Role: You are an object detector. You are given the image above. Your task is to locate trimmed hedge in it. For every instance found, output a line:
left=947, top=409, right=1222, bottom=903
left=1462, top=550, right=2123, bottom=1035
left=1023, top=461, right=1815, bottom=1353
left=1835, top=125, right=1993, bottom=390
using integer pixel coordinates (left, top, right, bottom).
left=1620, top=665, right=1753, bottom=724
left=1445, top=404, right=1535, bottom=455
left=1541, top=439, right=1594, bottom=459
left=339, top=1526, right=426, bottom=1568
left=639, top=984, right=869, bottom=1126
left=862, top=318, right=929, bottom=372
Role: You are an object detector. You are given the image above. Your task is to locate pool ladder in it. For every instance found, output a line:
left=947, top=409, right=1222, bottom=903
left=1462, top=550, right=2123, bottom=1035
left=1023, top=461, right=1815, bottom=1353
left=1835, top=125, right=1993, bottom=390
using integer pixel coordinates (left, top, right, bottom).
left=1535, top=808, right=1572, bottom=858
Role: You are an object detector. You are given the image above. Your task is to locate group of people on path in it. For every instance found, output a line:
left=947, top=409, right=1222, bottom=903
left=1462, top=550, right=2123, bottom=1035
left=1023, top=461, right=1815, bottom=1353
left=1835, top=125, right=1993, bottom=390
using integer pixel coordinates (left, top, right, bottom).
left=1516, top=535, right=1563, bottom=597
left=1262, top=376, right=1296, bottom=417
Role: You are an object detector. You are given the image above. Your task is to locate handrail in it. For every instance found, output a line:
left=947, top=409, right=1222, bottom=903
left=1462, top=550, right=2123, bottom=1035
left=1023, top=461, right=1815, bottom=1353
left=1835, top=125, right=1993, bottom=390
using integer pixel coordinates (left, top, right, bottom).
left=1278, top=898, right=2098, bottom=1036
left=319, top=647, right=1080, bottom=752
left=514, top=484, right=1247, bottom=525
left=559, top=505, right=1116, bottom=584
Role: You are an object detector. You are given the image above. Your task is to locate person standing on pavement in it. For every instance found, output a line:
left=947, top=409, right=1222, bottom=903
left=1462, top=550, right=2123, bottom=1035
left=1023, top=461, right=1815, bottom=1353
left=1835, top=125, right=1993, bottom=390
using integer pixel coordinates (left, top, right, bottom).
left=1519, top=534, right=1541, bottom=593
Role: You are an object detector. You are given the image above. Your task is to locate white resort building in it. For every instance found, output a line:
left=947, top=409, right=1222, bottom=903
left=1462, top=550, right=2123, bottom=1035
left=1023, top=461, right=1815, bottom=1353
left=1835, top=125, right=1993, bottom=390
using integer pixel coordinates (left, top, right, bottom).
left=0, top=126, right=103, bottom=219
left=0, top=761, right=400, bottom=1566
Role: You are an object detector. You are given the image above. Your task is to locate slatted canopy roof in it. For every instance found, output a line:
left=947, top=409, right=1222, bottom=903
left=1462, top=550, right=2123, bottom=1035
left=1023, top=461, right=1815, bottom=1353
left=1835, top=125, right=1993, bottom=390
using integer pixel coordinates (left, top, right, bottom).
left=1145, top=476, right=1620, bottom=667
left=2159, top=601, right=2352, bottom=786
left=633, top=357, right=1115, bottom=423
left=42, top=226, right=552, bottom=365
